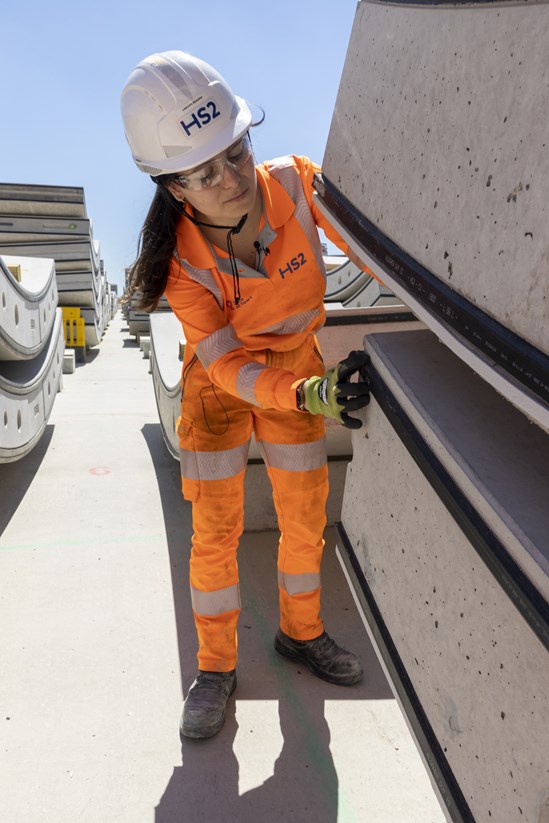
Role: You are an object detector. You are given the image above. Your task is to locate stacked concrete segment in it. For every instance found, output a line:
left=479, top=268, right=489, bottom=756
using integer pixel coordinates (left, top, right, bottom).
left=149, top=310, right=184, bottom=461
left=0, top=255, right=64, bottom=462
left=316, top=3, right=549, bottom=821
left=122, top=262, right=170, bottom=333
left=0, top=183, right=115, bottom=349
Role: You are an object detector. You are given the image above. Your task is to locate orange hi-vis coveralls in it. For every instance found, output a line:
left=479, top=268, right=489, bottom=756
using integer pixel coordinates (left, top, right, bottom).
left=164, top=155, right=354, bottom=672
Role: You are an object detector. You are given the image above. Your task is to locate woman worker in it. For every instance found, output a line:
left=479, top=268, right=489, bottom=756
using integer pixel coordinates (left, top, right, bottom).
left=120, top=51, right=371, bottom=740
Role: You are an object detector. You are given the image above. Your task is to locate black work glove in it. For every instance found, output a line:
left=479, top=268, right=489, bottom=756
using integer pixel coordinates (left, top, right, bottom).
left=333, top=349, right=371, bottom=429
left=300, top=350, right=371, bottom=429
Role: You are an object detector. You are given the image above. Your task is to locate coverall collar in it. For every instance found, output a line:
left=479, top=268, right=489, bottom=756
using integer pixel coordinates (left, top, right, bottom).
left=175, top=164, right=296, bottom=270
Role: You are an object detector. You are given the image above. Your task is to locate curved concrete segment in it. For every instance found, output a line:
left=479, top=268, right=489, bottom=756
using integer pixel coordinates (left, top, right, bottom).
left=325, top=258, right=371, bottom=302
left=149, top=310, right=184, bottom=460
left=339, top=328, right=549, bottom=822
left=325, top=256, right=401, bottom=309
left=0, top=308, right=64, bottom=462
left=321, top=0, right=549, bottom=430
left=149, top=310, right=266, bottom=462
left=0, top=255, right=58, bottom=360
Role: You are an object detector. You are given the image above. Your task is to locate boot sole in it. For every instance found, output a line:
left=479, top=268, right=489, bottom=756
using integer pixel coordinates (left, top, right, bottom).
left=274, top=636, right=363, bottom=686
left=179, top=678, right=237, bottom=740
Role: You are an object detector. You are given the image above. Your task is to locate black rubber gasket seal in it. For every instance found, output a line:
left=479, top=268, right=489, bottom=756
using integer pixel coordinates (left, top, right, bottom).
left=324, top=310, right=416, bottom=326
left=314, top=174, right=549, bottom=409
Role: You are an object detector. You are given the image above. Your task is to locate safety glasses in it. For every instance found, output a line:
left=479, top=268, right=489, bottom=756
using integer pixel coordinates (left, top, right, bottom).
left=173, top=134, right=253, bottom=191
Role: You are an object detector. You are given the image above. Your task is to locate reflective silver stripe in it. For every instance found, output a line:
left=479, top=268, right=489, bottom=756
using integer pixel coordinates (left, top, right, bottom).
left=191, top=583, right=241, bottom=616
left=180, top=442, right=249, bottom=481
left=173, top=252, right=224, bottom=310
left=268, top=158, right=327, bottom=278
left=236, top=361, right=269, bottom=405
left=215, top=255, right=268, bottom=280
left=259, top=437, right=327, bottom=472
left=256, top=309, right=321, bottom=336
left=196, top=325, right=243, bottom=370
left=278, top=570, right=321, bottom=596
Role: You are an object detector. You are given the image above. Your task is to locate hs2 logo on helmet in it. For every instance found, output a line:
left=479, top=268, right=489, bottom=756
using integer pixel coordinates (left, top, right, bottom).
left=180, top=99, right=221, bottom=137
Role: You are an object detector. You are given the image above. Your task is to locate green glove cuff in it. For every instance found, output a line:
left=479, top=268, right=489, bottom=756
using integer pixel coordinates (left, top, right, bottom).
left=302, top=367, right=344, bottom=423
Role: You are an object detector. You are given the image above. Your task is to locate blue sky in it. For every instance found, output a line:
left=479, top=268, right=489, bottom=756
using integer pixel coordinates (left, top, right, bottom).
left=1, top=0, right=358, bottom=292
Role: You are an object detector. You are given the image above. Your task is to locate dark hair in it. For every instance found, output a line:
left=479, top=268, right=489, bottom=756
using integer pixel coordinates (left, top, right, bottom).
left=125, top=176, right=181, bottom=312
left=125, top=115, right=264, bottom=312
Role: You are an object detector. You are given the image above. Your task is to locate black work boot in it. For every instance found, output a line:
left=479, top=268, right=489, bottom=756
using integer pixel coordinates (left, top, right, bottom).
left=274, top=629, right=363, bottom=686
left=180, top=670, right=237, bottom=739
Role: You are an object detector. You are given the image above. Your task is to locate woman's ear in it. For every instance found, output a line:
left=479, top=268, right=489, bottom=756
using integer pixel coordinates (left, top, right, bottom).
left=165, top=181, right=186, bottom=203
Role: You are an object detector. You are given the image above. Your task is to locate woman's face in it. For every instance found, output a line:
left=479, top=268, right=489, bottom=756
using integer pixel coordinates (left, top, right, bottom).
left=167, top=141, right=259, bottom=226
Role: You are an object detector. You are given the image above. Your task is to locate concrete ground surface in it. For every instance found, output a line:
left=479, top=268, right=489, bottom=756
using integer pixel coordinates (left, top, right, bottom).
left=0, top=313, right=445, bottom=823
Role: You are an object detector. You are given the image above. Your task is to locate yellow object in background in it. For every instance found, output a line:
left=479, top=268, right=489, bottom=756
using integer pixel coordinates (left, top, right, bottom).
left=61, top=307, right=86, bottom=362
left=7, top=264, right=21, bottom=282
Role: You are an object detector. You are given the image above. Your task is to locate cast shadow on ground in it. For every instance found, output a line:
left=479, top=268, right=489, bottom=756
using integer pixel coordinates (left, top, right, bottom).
left=155, top=690, right=339, bottom=823
left=75, top=348, right=100, bottom=367
left=0, top=424, right=54, bottom=537
left=142, top=421, right=392, bottom=823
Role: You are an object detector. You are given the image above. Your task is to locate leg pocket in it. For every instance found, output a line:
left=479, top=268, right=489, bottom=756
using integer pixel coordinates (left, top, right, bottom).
left=177, top=417, right=200, bottom=502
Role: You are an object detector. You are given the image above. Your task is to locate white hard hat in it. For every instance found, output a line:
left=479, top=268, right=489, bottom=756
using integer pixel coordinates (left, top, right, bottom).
left=121, top=50, right=252, bottom=176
